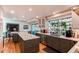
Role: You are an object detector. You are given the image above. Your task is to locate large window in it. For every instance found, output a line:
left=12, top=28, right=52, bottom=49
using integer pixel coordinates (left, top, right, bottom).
left=48, top=16, right=72, bottom=36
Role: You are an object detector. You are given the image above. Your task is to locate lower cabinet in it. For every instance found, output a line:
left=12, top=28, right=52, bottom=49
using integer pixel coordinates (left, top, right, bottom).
left=59, top=39, right=77, bottom=53
left=12, top=34, right=19, bottom=42
left=16, top=34, right=40, bottom=53
left=36, top=33, right=47, bottom=45
left=46, top=36, right=60, bottom=51
left=46, top=36, right=77, bottom=53
left=58, top=39, right=71, bottom=53
left=36, top=33, right=41, bottom=43
left=23, top=39, right=40, bottom=53
left=36, top=33, right=77, bottom=53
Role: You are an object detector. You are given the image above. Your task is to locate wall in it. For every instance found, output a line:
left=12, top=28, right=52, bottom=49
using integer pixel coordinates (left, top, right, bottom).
left=72, top=11, right=79, bottom=38
left=3, top=17, right=31, bottom=32
left=72, top=11, right=79, bottom=29
left=0, top=7, right=3, bottom=50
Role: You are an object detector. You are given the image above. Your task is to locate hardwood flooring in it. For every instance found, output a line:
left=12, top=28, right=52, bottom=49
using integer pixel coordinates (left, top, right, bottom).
left=0, top=38, right=58, bottom=53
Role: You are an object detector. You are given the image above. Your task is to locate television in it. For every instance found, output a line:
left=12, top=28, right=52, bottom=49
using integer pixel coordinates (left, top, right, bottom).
left=7, top=23, right=19, bottom=32
left=23, top=25, right=28, bottom=29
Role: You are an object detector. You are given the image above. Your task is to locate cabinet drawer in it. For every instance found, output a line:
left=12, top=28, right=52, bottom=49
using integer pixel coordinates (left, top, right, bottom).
left=24, top=39, right=39, bottom=48
left=46, top=36, right=60, bottom=51
left=23, top=46, right=39, bottom=53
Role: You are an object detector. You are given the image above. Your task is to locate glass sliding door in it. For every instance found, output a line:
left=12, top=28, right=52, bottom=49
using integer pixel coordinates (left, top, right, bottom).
left=31, top=23, right=40, bottom=35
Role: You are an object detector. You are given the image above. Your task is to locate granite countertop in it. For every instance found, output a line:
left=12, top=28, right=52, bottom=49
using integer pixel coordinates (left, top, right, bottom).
left=37, top=32, right=79, bottom=53
left=11, top=32, right=39, bottom=41
left=37, top=32, right=79, bottom=41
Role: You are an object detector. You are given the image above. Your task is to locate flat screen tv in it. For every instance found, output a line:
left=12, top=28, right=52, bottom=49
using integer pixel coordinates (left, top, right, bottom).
left=7, top=23, right=19, bottom=32
left=23, top=25, right=28, bottom=29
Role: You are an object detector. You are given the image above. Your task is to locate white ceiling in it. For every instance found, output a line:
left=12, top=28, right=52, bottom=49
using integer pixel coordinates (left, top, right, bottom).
left=1, top=5, right=73, bottom=21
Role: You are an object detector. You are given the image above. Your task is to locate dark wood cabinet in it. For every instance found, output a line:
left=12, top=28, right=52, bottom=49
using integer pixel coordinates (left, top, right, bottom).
left=19, top=38, right=40, bottom=53
left=12, top=34, right=19, bottom=42
left=46, top=36, right=61, bottom=52
left=46, top=36, right=77, bottom=53
left=23, top=39, right=39, bottom=53
left=12, top=33, right=40, bottom=53
left=58, top=38, right=71, bottom=52
left=36, top=33, right=47, bottom=45
left=36, top=33, right=77, bottom=53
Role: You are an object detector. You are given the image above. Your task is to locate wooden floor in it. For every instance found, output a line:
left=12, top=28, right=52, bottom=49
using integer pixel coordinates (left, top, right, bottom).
left=0, top=38, right=58, bottom=53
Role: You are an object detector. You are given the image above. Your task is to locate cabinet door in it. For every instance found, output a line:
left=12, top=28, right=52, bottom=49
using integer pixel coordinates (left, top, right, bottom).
left=12, top=34, right=18, bottom=42
left=59, top=39, right=72, bottom=53
left=46, top=36, right=59, bottom=51
left=23, top=38, right=40, bottom=53
left=36, top=33, right=47, bottom=44
left=46, top=36, right=54, bottom=47
left=50, top=37, right=59, bottom=51
left=42, top=35, right=47, bottom=45
left=69, top=40, right=77, bottom=50
left=36, top=33, right=42, bottom=43
left=40, top=34, right=44, bottom=42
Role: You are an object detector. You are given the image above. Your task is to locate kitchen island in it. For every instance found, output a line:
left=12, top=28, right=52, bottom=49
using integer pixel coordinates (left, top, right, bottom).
left=36, top=32, right=79, bottom=53
left=11, top=32, right=40, bottom=53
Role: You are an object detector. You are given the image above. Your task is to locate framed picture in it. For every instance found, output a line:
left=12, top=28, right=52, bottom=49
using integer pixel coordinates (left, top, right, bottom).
left=23, top=25, right=28, bottom=29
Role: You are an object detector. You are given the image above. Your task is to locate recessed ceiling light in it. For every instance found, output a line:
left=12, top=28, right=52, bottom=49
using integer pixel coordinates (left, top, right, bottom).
left=72, top=7, right=77, bottom=10
left=54, top=14, right=60, bottom=17
left=52, top=12, right=56, bottom=15
left=10, top=10, right=15, bottom=14
left=22, top=16, right=25, bottom=18
left=72, top=7, right=76, bottom=10
left=36, top=16, right=39, bottom=18
left=28, top=8, right=32, bottom=12
left=52, top=11, right=59, bottom=15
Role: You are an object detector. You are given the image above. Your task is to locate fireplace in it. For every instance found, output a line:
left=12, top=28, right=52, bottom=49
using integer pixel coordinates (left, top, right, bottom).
left=7, top=23, right=19, bottom=32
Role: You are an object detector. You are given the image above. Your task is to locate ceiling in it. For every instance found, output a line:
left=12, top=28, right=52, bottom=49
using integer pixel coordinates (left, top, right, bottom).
left=1, top=5, right=73, bottom=22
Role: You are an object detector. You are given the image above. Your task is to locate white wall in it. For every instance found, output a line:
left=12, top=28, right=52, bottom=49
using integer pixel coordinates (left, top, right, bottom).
left=72, top=11, right=79, bottom=29
left=3, top=17, right=31, bottom=32
left=0, top=7, right=3, bottom=48
left=72, top=11, right=79, bottom=38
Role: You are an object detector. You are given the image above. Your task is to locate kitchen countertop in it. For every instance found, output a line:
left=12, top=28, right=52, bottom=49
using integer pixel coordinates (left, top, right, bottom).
left=37, top=32, right=79, bottom=41
left=68, top=42, right=79, bottom=53
left=11, top=32, right=39, bottom=41
left=37, top=32, right=79, bottom=53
